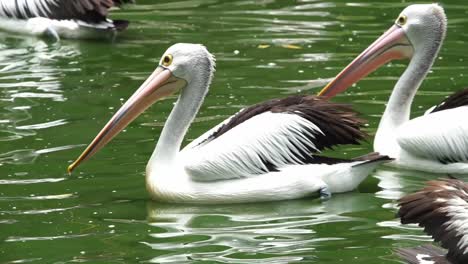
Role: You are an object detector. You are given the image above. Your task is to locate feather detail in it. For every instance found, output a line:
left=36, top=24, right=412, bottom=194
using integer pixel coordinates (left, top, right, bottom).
left=430, top=88, right=468, bottom=114
left=181, top=96, right=368, bottom=182
left=398, top=179, right=468, bottom=264
left=199, top=95, right=366, bottom=149
left=0, top=0, right=131, bottom=23
left=396, top=106, right=468, bottom=164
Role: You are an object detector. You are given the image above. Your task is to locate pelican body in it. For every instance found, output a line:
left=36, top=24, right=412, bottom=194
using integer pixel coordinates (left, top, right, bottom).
left=67, top=43, right=390, bottom=204
left=0, top=0, right=131, bottom=40
left=319, top=4, right=468, bottom=174
left=397, top=179, right=468, bottom=264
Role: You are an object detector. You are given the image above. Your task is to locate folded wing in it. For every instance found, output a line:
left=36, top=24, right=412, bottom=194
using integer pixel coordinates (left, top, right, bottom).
left=398, top=179, right=468, bottom=264
left=397, top=106, right=468, bottom=164
left=181, top=96, right=366, bottom=181
left=0, top=0, right=131, bottom=22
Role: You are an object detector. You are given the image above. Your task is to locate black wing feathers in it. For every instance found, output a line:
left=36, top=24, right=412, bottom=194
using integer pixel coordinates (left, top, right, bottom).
left=197, top=95, right=369, bottom=171
left=398, top=179, right=468, bottom=264
left=273, top=97, right=367, bottom=150
left=205, top=95, right=367, bottom=151
left=2, top=0, right=131, bottom=24
left=430, top=88, right=468, bottom=113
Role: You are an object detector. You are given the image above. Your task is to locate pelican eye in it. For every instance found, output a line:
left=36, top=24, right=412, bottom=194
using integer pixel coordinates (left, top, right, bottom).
left=162, top=54, right=173, bottom=67
left=396, top=15, right=407, bottom=26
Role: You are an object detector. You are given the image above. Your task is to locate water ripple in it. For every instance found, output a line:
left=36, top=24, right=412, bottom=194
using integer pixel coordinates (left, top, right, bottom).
left=0, top=193, right=74, bottom=201
left=144, top=194, right=381, bottom=263
left=2, top=205, right=80, bottom=215
left=16, top=119, right=67, bottom=130
left=0, top=144, right=83, bottom=165
left=0, top=178, right=65, bottom=185
left=5, top=233, right=89, bottom=242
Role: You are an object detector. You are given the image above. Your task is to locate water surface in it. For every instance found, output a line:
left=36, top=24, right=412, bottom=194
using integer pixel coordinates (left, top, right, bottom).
left=1, top=0, right=468, bottom=263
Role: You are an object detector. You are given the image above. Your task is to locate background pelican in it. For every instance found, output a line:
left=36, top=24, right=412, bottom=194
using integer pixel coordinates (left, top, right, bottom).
left=318, top=4, right=468, bottom=174
left=67, top=43, right=390, bottom=204
left=0, top=0, right=131, bottom=40
left=397, top=179, right=468, bottom=264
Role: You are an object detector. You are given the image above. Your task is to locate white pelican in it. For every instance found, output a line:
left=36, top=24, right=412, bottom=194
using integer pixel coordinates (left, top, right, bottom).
left=0, top=0, right=131, bottom=40
left=318, top=4, right=468, bottom=174
left=397, top=179, right=468, bottom=264
left=67, top=43, right=391, bottom=204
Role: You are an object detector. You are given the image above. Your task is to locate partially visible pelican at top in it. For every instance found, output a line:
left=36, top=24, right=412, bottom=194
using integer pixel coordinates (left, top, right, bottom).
left=67, top=43, right=390, bottom=204
left=0, top=0, right=132, bottom=40
left=397, top=179, right=468, bottom=264
left=319, top=4, right=468, bottom=174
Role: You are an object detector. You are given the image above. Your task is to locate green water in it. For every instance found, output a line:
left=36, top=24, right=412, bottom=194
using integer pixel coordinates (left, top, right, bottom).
left=1, top=0, right=467, bottom=263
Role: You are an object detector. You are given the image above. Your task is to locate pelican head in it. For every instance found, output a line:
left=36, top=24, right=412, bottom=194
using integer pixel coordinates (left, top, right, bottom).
left=67, top=43, right=215, bottom=173
left=318, top=4, right=447, bottom=98
left=159, top=43, right=215, bottom=84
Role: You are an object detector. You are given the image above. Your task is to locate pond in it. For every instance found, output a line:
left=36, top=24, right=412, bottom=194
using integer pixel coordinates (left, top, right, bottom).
left=1, top=0, right=467, bottom=263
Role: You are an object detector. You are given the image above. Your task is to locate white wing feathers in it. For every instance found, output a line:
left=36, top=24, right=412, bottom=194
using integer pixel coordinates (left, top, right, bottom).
left=180, top=112, right=322, bottom=182
left=397, top=106, right=468, bottom=163
left=0, top=0, right=59, bottom=18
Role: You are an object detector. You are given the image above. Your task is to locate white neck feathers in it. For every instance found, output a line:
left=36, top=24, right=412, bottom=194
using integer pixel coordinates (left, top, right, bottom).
left=147, top=55, right=214, bottom=169
left=374, top=27, right=444, bottom=155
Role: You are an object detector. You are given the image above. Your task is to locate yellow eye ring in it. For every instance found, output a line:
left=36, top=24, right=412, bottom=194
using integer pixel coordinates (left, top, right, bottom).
left=396, top=15, right=407, bottom=26
left=162, top=54, right=173, bottom=67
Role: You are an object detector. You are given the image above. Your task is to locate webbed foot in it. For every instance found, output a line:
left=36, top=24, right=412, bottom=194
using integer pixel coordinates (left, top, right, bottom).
left=319, top=185, right=331, bottom=200
left=44, top=27, right=60, bottom=42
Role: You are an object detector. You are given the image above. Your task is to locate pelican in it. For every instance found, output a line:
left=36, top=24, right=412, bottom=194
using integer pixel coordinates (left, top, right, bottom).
left=396, top=179, right=468, bottom=264
left=67, top=43, right=391, bottom=204
left=318, top=4, right=468, bottom=174
left=0, top=0, right=131, bottom=40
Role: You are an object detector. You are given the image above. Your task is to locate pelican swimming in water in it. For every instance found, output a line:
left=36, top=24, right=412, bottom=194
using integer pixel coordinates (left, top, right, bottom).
left=319, top=4, right=468, bottom=174
left=0, top=0, right=131, bottom=40
left=396, top=179, right=468, bottom=264
left=67, top=43, right=390, bottom=204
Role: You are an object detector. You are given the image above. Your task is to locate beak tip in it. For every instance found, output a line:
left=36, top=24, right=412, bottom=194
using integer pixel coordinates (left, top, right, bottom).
left=67, top=163, right=76, bottom=175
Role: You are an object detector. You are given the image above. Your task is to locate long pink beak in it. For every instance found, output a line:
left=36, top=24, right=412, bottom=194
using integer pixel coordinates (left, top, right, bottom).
left=68, top=67, right=184, bottom=174
left=318, top=25, right=414, bottom=98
